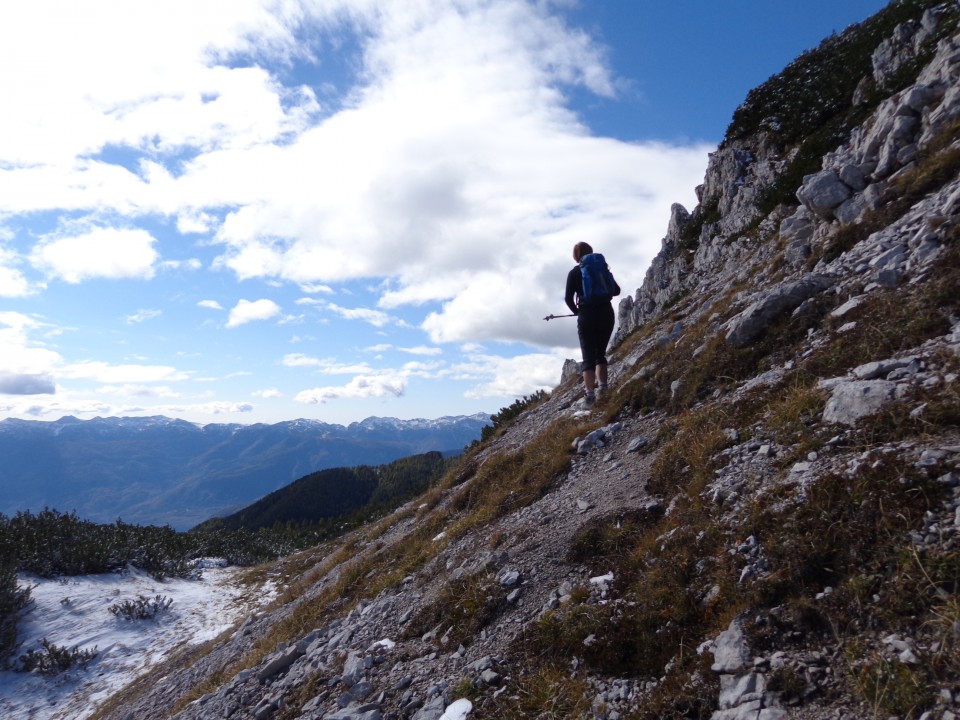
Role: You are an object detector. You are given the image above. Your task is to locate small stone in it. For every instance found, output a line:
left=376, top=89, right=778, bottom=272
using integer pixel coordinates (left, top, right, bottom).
left=480, top=669, right=501, bottom=685
left=498, top=570, right=520, bottom=587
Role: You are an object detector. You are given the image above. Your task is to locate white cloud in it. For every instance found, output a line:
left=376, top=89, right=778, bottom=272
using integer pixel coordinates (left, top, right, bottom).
left=176, top=211, right=217, bottom=234
left=59, top=361, right=190, bottom=384
left=293, top=359, right=443, bottom=405
left=454, top=349, right=570, bottom=400
left=125, top=308, right=162, bottom=324
left=0, top=246, right=32, bottom=297
left=324, top=303, right=393, bottom=328
left=252, top=388, right=282, bottom=399
left=0, top=0, right=317, bottom=167
left=298, top=282, right=334, bottom=294
left=226, top=298, right=281, bottom=327
left=1, top=0, right=707, bottom=341
left=398, top=345, right=442, bottom=356
left=160, top=258, right=202, bottom=271
left=294, top=370, right=407, bottom=404
left=0, top=0, right=716, bottom=424
left=31, top=227, right=159, bottom=283
left=96, top=384, right=180, bottom=398
left=0, top=311, right=63, bottom=376
left=282, top=353, right=373, bottom=374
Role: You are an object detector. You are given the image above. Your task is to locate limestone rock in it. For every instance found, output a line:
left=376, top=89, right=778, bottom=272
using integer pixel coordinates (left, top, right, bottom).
left=724, top=274, right=833, bottom=347
left=822, top=379, right=898, bottom=425
left=796, top=170, right=852, bottom=220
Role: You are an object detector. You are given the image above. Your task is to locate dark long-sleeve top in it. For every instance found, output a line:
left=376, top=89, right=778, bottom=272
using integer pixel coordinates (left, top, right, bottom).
left=564, top=265, right=582, bottom=315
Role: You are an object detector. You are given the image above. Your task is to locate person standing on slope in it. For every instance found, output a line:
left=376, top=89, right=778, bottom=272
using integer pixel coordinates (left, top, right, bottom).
left=564, top=241, right=620, bottom=405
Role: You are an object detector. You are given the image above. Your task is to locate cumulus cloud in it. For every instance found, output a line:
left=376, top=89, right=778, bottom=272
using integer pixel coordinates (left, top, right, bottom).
left=454, top=349, right=570, bottom=399
left=226, top=299, right=281, bottom=327
left=295, top=371, right=407, bottom=404
left=0, top=373, right=56, bottom=395
left=1, top=0, right=707, bottom=333
left=293, top=359, right=443, bottom=405
left=31, top=227, right=159, bottom=283
left=0, top=0, right=717, bottom=422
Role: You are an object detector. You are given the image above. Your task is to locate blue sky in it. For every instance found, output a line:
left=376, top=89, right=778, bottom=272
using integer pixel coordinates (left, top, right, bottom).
left=0, top=0, right=889, bottom=426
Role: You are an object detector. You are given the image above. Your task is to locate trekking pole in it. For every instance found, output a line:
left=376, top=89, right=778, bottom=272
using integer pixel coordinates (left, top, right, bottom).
left=543, top=313, right=576, bottom=321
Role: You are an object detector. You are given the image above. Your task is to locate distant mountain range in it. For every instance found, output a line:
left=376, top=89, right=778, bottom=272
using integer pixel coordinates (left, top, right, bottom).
left=0, top=414, right=489, bottom=530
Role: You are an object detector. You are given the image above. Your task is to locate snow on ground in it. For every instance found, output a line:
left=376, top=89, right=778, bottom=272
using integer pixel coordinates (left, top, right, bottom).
left=0, top=563, right=274, bottom=720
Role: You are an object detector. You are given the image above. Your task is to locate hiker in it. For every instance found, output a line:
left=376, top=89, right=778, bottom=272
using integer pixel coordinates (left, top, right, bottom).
left=564, top=241, right=620, bottom=404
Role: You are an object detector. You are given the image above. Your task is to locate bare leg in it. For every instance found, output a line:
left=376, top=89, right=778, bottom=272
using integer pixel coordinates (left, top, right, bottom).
left=596, top=364, right=608, bottom=388
left=582, top=369, right=596, bottom=394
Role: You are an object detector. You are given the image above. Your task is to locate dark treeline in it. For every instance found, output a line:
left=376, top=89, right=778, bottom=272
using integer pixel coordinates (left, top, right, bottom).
left=196, top=450, right=455, bottom=533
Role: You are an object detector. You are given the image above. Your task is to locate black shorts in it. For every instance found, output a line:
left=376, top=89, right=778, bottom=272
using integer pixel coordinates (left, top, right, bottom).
left=577, top=302, right=615, bottom=370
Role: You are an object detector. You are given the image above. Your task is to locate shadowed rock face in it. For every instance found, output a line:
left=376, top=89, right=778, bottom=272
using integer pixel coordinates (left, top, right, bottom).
left=99, top=8, right=960, bottom=720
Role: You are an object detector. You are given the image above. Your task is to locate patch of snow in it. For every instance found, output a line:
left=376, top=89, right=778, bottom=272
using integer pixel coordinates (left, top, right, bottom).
left=439, top=698, right=473, bottom=719
left=0, top=565, right=273, bottom=720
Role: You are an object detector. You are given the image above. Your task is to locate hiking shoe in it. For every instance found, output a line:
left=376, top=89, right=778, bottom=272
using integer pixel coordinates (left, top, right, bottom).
left=584, top=391, right=596, bottom=405
left=598, top=383, right=609, bottom=393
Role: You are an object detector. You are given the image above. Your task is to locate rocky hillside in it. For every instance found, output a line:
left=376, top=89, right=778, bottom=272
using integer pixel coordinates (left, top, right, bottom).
left=94, top=3, right=960, bottom=720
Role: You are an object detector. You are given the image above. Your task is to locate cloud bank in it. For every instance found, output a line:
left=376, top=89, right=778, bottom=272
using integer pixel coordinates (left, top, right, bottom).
left=0, top=0, right=711, bottom=422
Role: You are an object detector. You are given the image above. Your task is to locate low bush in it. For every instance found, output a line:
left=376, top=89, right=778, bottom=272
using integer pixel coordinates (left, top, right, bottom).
left=109, top=595, right=173, bottom=621
left=18, top=638, right=97, bottom=675
left=479, top=390, right=549, bottom=443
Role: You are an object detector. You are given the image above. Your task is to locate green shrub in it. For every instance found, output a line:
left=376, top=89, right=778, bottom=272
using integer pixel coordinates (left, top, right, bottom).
left=480, top=390, right=549, bottom=443
left=18, top=638, right=98, bottom=675
left=109, top=595, right=173, bottom=621
left=0, top=548, right=30, bottom=666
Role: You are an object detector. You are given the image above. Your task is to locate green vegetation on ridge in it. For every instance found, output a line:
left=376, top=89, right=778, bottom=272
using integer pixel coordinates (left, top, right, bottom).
left=195, top=451, right=455, bottom=533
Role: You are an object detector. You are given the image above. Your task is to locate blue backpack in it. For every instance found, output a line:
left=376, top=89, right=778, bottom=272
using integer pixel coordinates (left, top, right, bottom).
left=579, top=253, right=619, bottom=304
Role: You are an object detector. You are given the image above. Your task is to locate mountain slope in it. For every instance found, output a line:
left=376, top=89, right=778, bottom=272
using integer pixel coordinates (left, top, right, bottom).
left=0, top=414, right=488, bottom=530
left=92, top=4, right=960, bottom=719
left=196, top=451, right=454, bottom=532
